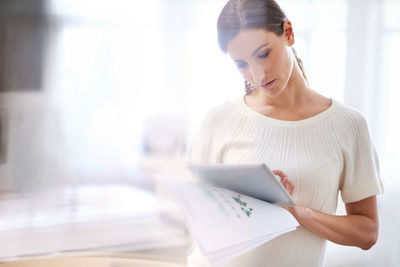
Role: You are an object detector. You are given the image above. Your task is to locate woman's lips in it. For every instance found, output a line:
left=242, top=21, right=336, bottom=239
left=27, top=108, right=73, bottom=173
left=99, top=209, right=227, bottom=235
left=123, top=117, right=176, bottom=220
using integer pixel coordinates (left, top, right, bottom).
left=260, top=79, right=275, bottom=89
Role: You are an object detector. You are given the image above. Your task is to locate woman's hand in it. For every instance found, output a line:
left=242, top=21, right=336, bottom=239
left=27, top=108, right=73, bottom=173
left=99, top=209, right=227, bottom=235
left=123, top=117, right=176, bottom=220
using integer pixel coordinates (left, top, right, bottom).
left=272, top=169, right=299, bottom=217
left=272, top=169, right=294, bottom=196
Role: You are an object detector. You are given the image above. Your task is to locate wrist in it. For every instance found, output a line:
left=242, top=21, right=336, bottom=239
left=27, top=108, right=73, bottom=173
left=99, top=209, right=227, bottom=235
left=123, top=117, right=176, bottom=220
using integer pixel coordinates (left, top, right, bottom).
left=288, top=205, right=312, bottom=225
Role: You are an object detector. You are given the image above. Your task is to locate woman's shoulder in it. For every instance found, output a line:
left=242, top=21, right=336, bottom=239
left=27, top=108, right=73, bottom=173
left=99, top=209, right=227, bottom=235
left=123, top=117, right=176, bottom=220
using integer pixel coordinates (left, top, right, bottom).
left=201, top=99, right=242, bottom=126
left=330, top=100, right=370, bottom=134
left=332, top=100, right=367, bottom=121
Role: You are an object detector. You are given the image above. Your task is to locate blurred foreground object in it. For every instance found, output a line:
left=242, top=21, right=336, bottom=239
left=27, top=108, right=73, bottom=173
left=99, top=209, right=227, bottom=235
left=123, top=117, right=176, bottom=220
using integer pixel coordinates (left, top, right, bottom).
left=0, top=184, right=189, bottom=261
left=0, top=256, right=186, bottom=267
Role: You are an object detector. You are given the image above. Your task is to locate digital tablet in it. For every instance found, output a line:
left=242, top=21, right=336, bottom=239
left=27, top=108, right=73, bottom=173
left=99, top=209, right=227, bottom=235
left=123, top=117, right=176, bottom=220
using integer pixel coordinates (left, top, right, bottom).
left=186, top=163, right=295, bottom=206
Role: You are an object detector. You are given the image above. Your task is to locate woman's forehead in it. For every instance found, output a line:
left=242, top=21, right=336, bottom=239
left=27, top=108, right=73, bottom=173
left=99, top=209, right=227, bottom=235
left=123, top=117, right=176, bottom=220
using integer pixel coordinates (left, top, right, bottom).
left=227, top=28, right=279, bottom=60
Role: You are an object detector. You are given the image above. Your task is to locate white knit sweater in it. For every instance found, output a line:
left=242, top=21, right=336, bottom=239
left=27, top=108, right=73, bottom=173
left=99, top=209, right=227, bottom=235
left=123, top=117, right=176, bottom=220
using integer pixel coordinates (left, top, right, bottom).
left=187, top=96, right=383, bottom=267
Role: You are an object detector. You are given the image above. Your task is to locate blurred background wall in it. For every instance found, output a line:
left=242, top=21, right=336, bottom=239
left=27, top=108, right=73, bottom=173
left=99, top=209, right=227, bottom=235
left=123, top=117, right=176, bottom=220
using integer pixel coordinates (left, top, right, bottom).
left=0, top=0, right=399, bottom=266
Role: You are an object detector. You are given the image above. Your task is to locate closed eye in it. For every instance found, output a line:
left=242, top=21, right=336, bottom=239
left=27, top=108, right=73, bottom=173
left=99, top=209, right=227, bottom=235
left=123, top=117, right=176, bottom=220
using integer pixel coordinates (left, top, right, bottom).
left=257, top=51, right=270, bottom=59
left=236, top=61, right=248, bottom=69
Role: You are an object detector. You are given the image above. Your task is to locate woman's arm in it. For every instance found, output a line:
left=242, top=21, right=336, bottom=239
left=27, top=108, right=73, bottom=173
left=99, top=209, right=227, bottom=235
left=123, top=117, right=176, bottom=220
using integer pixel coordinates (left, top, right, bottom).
left=273, top=170, right=379, bottom=250
left=288, top=197, right=378, bottom=250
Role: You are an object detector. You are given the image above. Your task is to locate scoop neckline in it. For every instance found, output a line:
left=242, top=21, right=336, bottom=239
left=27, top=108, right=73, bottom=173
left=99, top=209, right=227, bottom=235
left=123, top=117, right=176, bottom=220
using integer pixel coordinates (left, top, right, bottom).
left=236, top=95, right=336, bottom=127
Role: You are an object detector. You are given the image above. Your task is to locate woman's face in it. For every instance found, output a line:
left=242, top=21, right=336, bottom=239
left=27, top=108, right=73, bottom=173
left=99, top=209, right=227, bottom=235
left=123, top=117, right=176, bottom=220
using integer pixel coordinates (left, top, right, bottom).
left=226, top=28, right=294, bottom=97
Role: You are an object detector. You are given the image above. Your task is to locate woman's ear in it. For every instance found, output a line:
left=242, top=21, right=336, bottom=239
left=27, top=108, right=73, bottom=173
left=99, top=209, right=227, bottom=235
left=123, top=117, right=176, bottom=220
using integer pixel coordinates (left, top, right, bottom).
left=283, top=20, right=295, bottom=46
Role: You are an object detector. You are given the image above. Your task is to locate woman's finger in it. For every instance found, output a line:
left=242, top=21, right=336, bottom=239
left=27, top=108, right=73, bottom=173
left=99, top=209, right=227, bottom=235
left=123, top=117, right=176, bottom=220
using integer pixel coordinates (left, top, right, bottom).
left=273, top=170, right=295, bottom=196
left=272, top=169, right=287, bottom=179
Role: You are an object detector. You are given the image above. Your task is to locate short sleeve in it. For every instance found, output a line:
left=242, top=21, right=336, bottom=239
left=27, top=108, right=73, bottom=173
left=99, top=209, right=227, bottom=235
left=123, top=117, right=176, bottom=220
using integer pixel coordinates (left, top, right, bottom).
left=340, top=113, right=383, bottom=203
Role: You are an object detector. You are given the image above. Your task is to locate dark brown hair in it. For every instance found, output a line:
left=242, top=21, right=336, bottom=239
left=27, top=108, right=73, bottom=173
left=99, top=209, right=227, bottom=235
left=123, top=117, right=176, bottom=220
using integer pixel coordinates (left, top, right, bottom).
left=217, top=0, right=308, bottom=93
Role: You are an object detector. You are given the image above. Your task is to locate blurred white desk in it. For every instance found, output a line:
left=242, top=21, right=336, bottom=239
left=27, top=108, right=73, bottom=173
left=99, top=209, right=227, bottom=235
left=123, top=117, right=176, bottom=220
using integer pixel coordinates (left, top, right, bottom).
left=0, top=256, right=186, bottom=267
left=0, top=184, right=190, bottom=264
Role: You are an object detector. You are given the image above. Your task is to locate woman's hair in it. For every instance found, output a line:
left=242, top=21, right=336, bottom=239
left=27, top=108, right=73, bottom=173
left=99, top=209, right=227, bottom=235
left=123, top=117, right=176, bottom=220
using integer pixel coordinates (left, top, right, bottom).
left=217, top=0, right=308, bottom=93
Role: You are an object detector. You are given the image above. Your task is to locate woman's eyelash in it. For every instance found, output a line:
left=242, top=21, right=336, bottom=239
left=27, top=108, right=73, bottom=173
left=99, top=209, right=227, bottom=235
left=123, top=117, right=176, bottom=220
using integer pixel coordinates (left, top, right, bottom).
left=258, top=51, right=270, bottom=58
left=237, top=62, right=248, bottom=69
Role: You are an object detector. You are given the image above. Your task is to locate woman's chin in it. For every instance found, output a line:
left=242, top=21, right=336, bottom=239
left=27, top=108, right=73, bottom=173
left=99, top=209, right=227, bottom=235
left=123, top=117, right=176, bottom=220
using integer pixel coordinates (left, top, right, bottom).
left=257, top=87, right=282, bottom=98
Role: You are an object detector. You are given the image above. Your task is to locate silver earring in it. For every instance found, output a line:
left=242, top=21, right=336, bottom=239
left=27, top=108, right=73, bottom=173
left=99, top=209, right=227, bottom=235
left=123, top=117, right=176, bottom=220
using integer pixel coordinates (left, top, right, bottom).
left=244, top=81, right=255, bottom=94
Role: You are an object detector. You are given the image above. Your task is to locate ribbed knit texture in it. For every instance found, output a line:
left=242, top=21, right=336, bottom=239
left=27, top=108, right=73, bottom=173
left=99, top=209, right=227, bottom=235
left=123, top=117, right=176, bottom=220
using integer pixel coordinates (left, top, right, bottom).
left=187, top=96, right=383, bottom=267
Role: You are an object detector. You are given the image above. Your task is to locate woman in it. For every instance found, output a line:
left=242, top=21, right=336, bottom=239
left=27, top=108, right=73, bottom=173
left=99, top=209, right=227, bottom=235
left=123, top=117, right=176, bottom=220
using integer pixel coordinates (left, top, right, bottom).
left=187, top=0, right=383, bottom=266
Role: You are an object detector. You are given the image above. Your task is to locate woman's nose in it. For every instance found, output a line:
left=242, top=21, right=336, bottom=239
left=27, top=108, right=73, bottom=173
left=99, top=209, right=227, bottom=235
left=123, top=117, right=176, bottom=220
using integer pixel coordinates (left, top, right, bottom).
left=250, top=64, right=265, bottom=84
